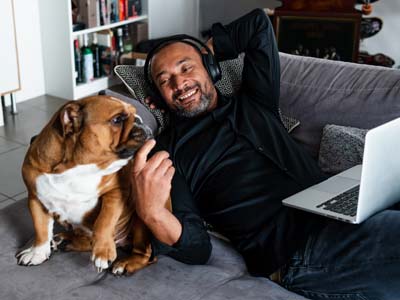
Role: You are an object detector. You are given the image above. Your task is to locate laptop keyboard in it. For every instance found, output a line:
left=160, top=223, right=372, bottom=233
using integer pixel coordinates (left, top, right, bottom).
left=316, top=185, right=360, bottom=217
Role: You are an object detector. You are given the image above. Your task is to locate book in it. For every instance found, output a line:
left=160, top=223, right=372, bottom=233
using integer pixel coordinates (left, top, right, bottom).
left=109, top=0, right=119, bottom=22
left=99, top=0, right=107, bottom=25
left=78, top=0, right=98, bottom=28
left=127, top=0, right=141, bottom=18
left=96, top=0, right=100, bottom=26
left=119, top=0, right=126, bottom=21
left=106, top=0, right=112, bottom=24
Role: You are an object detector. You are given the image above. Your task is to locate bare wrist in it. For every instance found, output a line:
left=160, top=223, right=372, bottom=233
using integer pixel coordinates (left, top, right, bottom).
left=139, top=208, right=182, bottom=246
left=140, top=208, right=163, bottom=226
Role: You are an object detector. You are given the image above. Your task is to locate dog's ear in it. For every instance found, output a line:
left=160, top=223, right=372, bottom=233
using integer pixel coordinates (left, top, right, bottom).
left=59, top=102, right=83, bottom=137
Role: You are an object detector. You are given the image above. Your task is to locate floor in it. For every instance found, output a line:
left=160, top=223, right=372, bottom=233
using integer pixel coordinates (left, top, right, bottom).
left=0, top=94, right=70, bottom=209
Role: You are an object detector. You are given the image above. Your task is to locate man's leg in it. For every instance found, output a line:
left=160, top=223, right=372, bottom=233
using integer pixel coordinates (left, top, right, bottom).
left=281, top=208, right=400, bottom=300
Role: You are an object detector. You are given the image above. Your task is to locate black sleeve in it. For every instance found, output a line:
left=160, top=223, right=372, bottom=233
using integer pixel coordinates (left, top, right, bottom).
left=211, top=8, right=280, bottom=115
left=151, top=169, right=212, bottom=265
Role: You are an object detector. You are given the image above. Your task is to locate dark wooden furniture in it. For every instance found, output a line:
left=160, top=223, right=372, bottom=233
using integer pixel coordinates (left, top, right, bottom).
left=273, top=0, right=361, bottom=62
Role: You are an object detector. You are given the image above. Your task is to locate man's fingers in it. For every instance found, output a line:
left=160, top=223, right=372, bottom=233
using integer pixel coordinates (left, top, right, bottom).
left=132, top=139, right=156, bottom=173
left=145, top=151, right=170, bottom=173
left=145, top=97, right=158, bottom=110
left=155, top=157, right=173, bottom=175
left=165, top=166, right=175, bottom=181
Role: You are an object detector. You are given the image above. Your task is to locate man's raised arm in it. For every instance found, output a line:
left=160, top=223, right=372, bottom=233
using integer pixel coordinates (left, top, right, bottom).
left=211, top=8, right=280, bottom=114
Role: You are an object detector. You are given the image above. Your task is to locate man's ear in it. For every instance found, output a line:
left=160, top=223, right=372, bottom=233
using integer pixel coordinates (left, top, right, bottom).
left=59, top=102, right=83, bottom=137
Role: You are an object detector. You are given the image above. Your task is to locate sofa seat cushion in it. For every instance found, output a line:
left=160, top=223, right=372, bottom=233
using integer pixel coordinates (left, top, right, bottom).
left=0, top=200, right=307, bottom=300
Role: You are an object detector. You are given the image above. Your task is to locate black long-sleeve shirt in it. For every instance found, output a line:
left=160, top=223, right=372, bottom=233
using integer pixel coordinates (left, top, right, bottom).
left=151, top=9, right=326, bottom=276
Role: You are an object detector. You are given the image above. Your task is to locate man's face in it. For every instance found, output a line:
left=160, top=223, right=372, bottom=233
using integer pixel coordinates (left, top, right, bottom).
left=151, top=42, right=217, bottom=118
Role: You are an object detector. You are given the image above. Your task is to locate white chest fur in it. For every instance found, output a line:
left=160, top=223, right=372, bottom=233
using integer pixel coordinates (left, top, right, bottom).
left=35, top=159, right=130, bottom=225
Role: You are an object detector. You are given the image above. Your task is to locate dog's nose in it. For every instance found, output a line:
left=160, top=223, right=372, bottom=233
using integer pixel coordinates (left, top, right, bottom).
left=131, top=114, right=153, bottom=141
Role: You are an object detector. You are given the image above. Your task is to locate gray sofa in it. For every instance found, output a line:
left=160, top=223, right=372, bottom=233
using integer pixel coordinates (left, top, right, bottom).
left=1, top=53, right=399, bottom=300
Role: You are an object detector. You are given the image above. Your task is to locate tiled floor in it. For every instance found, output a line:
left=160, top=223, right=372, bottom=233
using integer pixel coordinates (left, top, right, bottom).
left=0, top=94, right=69, bottom=209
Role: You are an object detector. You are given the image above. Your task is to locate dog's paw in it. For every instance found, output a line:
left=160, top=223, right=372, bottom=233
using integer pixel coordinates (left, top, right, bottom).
left=91, top=239, right=117, bottom=273
left=16, top=243, right=51, bottom=266
left=112, top=255, right=156, bottom=276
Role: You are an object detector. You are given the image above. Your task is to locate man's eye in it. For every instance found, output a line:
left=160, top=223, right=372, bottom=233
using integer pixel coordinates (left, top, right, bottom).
left=159, top=79, right=168, bottom=86
left=111, top=114, right=126, bottom=125
left=182, top=66, right=192, bottom=73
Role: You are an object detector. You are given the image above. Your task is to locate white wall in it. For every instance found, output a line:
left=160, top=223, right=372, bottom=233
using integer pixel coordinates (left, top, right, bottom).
left=12, top=0, right=45, bottom=103
left=149, top=0, right=200, bottom=38
left=359, top=1, right=400, bottom=69
left=200, top=0, right=280, bottom=32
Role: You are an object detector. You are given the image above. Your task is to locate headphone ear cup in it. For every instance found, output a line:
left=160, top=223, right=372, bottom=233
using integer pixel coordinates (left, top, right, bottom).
left=146, top=84, right=167, bottom=110
left=202, top=53, right=221, bottom=83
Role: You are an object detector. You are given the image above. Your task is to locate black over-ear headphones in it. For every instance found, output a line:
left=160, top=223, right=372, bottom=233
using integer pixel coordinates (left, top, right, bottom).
left=143, top=34, right=222, bottom=100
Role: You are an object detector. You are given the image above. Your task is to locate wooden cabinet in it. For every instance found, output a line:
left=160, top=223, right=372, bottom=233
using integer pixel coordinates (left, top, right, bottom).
left=273, top=0, right=361, bottom=62
left=0, top=0, right=21, bottom=125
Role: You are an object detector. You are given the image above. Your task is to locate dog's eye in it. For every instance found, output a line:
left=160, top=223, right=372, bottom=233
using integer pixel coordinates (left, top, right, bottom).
left=111, top=114, right=126, bottom=126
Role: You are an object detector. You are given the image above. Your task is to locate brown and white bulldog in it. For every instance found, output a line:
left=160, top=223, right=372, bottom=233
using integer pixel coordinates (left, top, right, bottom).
left=16, top=95, right=167, bottom=275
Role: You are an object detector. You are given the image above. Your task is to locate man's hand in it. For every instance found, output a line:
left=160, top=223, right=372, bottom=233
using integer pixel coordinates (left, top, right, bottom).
left=132, top=139, right=174, bottom=222
left=131, top=139, right=182, bottom=246
left=204, top=38, right=214, bottom=55
left=144, top=97, right=165, bottom=112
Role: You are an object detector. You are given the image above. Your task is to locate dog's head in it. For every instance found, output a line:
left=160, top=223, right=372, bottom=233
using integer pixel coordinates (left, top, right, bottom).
left=56, top=95, right=153, bottom=165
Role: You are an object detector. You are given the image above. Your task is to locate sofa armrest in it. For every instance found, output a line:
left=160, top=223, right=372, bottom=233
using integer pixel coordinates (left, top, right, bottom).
left=278, top=53, right=400, bottom=157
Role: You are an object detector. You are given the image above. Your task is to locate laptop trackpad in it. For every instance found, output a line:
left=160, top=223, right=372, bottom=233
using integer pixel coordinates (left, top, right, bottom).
left=313, top=176, right=359, bottom=195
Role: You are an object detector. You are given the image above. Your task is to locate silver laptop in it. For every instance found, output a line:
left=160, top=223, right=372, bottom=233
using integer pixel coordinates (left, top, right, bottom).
left=283, top=117, right=400, bottom=224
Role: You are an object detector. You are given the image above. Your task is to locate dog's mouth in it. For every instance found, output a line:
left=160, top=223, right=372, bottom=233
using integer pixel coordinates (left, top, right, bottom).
left=117, top=114, right=153, bottom=159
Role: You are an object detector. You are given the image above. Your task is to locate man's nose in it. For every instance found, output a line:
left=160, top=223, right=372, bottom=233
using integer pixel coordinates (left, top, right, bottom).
left=171, top=75, right=187, bottom=91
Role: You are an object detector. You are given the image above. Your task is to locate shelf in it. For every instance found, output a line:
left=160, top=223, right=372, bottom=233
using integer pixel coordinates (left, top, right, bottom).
left=75, top=76, right=121, bottom=99
left=72, top=15, right=148, bottom=37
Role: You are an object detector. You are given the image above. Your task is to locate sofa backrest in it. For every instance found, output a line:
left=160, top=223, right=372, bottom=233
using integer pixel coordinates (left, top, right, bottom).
left=279, top=53, right=400, bottom=157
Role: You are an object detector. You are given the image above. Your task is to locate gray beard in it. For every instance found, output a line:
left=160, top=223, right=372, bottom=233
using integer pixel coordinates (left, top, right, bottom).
left=175, top=93, right=212, bottom=118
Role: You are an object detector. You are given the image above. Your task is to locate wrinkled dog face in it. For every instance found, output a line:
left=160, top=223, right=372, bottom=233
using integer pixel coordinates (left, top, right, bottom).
left=59, top=95, right=153, bottom=164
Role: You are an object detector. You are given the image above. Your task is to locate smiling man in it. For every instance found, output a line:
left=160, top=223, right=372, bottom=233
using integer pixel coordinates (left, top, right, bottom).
left=130, top=8, right=400, bottom=300
left=150, top=42, right=218, bottom=118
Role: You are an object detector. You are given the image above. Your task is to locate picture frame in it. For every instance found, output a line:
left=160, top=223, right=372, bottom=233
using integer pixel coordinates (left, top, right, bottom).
left=273, top=13, right=360, bottom=62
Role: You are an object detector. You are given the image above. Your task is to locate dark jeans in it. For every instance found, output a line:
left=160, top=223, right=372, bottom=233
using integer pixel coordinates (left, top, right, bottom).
left=281, top=207, right=400, bottom=300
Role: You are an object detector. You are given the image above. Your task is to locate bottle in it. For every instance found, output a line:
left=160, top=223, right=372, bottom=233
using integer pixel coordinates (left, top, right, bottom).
left=91, top=33, right=101, bottom=78
left=74, top=39, right=83, bottom=84
left=123, top=25, right=133, bottom=53
left=81, top=34, right=94, bottom=83
left=116, top=27, right=124, bottom=64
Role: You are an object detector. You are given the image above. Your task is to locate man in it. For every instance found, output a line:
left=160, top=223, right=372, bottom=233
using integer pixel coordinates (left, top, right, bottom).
left=131, top=9, right=400, bottom=300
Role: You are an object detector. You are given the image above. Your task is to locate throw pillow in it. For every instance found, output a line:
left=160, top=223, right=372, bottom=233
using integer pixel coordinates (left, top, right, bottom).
left=114, top=54, right=300, bottom=134
left=318, top=124, right=368, bottom=174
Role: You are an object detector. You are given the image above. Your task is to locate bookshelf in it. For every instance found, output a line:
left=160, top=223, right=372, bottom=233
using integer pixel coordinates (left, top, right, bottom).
left=38, top=0, right=199, bottom=100
left=72, top=15, right=148, bottom=37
